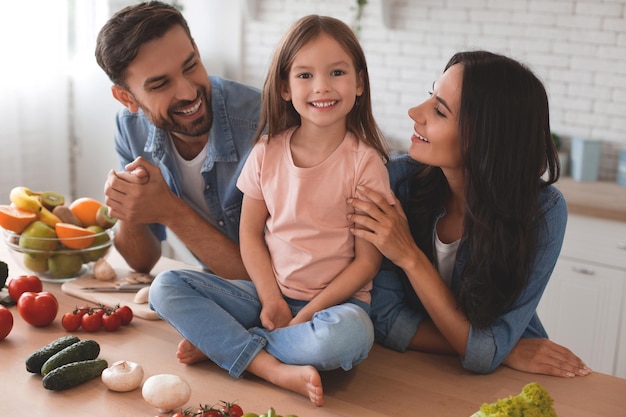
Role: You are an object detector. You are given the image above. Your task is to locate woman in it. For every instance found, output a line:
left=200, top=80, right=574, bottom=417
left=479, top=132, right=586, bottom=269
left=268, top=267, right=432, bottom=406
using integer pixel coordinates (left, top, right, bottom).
left=348, top=50, right=591, bottom=378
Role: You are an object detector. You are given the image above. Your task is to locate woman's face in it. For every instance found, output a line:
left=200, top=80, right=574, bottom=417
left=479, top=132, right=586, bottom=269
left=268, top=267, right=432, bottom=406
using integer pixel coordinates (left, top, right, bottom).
left=407, top=63, right=463, bottom=173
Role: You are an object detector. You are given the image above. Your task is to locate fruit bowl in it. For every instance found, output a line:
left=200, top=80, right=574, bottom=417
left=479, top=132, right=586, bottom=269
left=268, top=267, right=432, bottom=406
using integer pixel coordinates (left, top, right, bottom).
left=2, top=225, right=114, bottom=282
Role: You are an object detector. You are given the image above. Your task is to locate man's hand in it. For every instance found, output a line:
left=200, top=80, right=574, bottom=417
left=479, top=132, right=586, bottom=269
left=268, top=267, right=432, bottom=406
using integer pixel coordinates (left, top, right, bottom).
left=104, top=157, right=175, bottom=225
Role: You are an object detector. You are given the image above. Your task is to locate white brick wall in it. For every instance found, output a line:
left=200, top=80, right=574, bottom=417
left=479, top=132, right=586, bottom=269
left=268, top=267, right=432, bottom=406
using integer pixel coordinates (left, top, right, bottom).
left=240, top=0, right=626, bottom=180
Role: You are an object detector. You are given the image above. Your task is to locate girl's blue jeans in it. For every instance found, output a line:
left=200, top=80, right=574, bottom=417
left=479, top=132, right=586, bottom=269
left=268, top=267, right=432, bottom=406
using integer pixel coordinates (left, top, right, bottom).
left=149, top=269, right=374, bottom=378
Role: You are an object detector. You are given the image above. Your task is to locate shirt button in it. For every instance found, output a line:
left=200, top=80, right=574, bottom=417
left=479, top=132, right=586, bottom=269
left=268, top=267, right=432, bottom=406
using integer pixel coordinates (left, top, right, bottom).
left=218, top=220, right=225, bottom=227
left=205, top=184, right=211, bottom=190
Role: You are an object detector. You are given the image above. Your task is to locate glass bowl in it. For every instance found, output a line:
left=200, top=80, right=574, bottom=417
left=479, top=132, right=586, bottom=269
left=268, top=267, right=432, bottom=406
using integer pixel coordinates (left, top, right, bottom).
left=2, top=225, right=114, bottom=283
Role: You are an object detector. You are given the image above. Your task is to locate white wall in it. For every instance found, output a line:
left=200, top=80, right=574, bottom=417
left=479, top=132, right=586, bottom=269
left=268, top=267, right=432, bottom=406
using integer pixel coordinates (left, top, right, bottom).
left=239, top=0, right=626, bottom=181
left=71, top=0, right=626, bottom=201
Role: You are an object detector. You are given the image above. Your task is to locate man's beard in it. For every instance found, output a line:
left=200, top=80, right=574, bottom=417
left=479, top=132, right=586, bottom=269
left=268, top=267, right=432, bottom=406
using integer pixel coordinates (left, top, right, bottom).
left=146, top=87, right=212, bottom=137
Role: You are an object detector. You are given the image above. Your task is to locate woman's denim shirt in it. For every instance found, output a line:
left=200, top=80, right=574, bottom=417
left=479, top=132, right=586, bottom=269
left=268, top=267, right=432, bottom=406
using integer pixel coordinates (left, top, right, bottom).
left=375, top=154, right=567, bottom=373
left=113, top=76, right=261, bottom=245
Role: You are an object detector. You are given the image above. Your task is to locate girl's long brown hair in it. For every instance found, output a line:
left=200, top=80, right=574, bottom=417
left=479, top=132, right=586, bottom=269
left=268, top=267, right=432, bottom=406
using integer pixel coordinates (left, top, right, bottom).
left=255, top=15, right=389, bottom=161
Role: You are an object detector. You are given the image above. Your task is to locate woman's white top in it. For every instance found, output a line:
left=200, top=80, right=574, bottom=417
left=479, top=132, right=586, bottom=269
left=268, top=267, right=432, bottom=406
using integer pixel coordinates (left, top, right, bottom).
left=434, top=231, right=461, bottom=287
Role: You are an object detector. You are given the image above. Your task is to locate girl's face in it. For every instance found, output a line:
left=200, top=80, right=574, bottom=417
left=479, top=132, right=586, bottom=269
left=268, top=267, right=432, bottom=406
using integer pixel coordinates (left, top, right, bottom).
left=407, top=63, right=463, bottom=173
left=281, top=33, right=364, bottom=131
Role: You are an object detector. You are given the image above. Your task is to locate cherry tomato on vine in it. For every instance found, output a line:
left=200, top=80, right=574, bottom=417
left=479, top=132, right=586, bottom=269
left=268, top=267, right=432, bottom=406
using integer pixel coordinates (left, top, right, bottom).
left=220, top=402, right=244, bottom=417
left=0, top=305, right=14, bottom=339
left=7, top=274, right=42, bottom=301
left=75, top=305, right=90, bottom=318
left=102, top=311, right=122, bottom=331
left=81, top=312, right=102, bottom=332
left=17, top=291, right=58, bottom=327
left=61, top=312, right=82, bottom=331
left=195, top=407, right=223, bottom=417
left=115, top=305, right=133, bottom=325
left=92, top=306, right=107, bottom=317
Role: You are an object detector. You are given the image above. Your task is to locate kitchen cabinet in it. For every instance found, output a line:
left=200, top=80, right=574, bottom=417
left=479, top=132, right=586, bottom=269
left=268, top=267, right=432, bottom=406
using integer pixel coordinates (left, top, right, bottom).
left=537, top=214, right=626, bottom=378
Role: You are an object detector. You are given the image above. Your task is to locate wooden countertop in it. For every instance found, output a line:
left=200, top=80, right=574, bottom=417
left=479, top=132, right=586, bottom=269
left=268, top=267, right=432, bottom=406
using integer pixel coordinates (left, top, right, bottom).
left=556, top=177, right=626, bottom=222
left=1, top=247, right=626, bottom=416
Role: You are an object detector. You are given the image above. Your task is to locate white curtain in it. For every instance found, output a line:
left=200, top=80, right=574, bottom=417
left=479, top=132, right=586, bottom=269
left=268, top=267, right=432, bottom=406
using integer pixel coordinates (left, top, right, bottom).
left=0, top=1, right=71, bottom=201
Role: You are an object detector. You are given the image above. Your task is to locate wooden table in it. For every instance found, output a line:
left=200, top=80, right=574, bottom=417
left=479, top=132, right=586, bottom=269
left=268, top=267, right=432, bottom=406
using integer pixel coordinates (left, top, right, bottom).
left=1, top=246, right=625, bottom=416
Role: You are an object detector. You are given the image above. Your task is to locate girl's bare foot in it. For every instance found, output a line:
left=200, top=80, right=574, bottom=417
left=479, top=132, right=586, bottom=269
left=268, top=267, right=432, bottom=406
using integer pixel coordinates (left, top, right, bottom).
left=176, top=339, right=208, bottom=364
left=248, top=351, right=324, bottom=406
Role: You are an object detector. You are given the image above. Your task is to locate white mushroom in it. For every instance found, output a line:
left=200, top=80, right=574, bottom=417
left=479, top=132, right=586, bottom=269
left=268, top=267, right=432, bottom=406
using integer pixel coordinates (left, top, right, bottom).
left=101, top=360, right=144, bottom=392
left=142, top=374, right=191, bottom=413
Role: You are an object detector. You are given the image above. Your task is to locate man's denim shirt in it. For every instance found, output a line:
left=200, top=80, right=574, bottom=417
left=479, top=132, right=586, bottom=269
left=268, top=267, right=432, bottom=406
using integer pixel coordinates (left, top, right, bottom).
left=377, top=154, right=567, bottom=373
left=113, top=76, right=261, bottom=245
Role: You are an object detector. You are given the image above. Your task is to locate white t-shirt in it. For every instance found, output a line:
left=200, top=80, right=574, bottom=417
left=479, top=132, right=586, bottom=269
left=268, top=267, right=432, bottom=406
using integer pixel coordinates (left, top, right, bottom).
left=434, top=231, right=460, bottom=287
left=172, top=142, right=215, bottom=226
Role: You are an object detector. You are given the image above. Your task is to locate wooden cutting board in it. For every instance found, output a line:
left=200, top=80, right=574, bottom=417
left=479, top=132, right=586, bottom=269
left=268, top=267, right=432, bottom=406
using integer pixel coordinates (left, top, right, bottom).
left=61, top=271, right=159, bottom=320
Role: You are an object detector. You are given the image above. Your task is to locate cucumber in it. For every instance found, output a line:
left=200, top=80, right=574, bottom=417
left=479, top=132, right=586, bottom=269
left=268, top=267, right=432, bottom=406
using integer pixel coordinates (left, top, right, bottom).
left=25, top=335, right=80, bottom=374
left=42, top=358, right=108, bottom=391
left=41, top=339, right=101, bottom=376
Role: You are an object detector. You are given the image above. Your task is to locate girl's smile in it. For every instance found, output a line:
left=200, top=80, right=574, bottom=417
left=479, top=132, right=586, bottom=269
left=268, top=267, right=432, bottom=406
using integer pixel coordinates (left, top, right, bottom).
left=310, top=100, right=338, bottom=109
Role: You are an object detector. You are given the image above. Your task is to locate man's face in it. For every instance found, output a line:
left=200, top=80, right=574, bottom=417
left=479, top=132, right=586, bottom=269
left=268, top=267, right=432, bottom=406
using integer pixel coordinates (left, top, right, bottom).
left=118, top=25, right=212, bottom=141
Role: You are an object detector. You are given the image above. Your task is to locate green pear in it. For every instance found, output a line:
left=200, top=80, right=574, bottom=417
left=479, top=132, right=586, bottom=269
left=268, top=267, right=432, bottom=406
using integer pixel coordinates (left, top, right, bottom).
left=23, top=253, right=49, bottom=273
left=19, top=221, right=58, bottom=251
left=48, top=253, right=83, bottom=278
left=82, top=225, right=111, bottom=262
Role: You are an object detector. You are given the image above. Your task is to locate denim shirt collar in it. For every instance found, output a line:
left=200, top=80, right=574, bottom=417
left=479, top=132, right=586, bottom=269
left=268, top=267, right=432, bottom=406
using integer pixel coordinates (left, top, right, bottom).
left=143, top=76, right=240, bottom=173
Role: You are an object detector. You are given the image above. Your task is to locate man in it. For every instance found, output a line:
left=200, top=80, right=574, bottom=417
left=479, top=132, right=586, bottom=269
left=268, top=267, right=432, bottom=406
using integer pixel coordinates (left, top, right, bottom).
left=95, top=1, right=260, bottom=278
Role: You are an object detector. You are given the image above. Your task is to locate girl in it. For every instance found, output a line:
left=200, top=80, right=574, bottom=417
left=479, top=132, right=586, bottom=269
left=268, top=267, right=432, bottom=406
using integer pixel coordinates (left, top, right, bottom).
left=150, top=15, right=393, bottom=407
left=348, top=51, right=591, bottom=378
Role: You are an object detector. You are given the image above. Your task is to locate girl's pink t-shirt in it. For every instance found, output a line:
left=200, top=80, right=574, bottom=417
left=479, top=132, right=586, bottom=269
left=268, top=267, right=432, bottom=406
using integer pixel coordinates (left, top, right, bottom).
left=237, top=128, right=393, bottom=303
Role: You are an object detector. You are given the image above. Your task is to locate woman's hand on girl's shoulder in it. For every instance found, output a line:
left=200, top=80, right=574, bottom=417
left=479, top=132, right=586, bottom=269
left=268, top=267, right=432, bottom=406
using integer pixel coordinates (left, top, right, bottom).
left=348, top=186, right=420, bottom=269
left=504, top=338, right=592, bottom=377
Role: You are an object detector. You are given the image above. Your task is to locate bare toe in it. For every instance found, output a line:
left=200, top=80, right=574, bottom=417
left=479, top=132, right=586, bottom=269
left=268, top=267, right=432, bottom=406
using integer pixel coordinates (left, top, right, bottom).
left=176, top=339, right=208, bottom=364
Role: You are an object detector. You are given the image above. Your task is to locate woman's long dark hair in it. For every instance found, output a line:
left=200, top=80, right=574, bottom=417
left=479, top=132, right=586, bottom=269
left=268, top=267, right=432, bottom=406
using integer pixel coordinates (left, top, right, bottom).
left=407, top=51, right=560, bottom=328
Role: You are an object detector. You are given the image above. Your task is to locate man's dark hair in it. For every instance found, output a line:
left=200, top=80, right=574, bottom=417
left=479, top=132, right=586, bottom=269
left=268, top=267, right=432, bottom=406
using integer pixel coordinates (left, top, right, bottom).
left=95, top=1, right=193, bottom=87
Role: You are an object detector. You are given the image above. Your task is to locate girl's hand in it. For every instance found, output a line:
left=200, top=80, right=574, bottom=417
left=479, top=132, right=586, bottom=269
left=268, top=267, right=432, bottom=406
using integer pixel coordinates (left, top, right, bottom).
left=260, top=298, right=292, bottom=330
left=289, top=310, right=310, bottom=327
left=504, top=338, right=592, bottom=377
left=348, top=186, right=420, bottom=269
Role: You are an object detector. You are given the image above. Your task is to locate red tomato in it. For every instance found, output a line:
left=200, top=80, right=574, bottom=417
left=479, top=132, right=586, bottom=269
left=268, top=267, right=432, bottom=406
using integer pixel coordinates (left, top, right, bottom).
left=115, top=305, right=133, bottom=325
left=7, top=274, right=42, bottom=301
left=75, top=305, right=91, bottom=318
left=92, top=307, right=106, bottom=317
left=102, top=311, right=122, bottom=332
left=61, top=312, right=82, bottom=332
left=196, top=408, right=223, bottom=417
left=81, top=312, right=102, bottom=332
left=17, top=291, right=58, bottom=327
left=0, top=305, right=13, bottom=339
left=220, top=402, right=244, bottom=417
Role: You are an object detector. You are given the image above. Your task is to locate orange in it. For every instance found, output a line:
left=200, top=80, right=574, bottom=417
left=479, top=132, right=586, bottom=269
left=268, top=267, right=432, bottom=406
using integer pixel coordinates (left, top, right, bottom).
left=0, top=204, right=37, bottom=233
left=55, top=222, right=96, bottom=249
left=69, top=197, right=103, bottom=227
